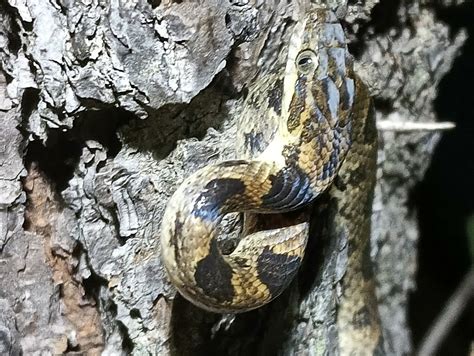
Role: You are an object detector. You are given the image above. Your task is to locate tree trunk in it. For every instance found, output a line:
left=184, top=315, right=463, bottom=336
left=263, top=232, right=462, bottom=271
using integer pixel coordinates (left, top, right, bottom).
left=0, top=0, right=468, bottom=355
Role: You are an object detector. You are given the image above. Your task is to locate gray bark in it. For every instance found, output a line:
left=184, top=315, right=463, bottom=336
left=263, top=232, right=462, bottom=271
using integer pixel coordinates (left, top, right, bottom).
left=0, top=0, right=466, bottom=354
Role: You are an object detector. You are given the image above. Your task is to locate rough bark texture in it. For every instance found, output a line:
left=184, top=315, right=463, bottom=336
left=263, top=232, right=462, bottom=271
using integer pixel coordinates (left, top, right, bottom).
left=0, top=0, right=470, bottom=355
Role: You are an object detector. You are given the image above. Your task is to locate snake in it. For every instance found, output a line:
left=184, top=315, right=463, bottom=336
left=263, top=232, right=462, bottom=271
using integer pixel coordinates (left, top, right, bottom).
left=161, top=8, right=383, bottom=353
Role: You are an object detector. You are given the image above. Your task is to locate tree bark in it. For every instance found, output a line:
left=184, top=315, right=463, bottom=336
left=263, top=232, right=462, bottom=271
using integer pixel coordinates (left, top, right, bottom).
left=0, top=0, right=467, bottom=354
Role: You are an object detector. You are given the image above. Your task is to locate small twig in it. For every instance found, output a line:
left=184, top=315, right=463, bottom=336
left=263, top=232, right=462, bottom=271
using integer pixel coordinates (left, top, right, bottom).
left=377, top=120, right=456, bottom=132
left=416, top=267, right=474, bottom=356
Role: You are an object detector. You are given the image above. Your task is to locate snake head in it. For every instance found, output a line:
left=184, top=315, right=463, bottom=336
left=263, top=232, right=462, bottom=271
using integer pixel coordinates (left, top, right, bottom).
left=270, top=9, right=355, bottom=193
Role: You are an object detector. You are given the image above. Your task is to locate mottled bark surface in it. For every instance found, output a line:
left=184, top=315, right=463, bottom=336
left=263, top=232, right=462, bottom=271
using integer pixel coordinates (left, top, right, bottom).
left=0, top=0, right=470, bottom=355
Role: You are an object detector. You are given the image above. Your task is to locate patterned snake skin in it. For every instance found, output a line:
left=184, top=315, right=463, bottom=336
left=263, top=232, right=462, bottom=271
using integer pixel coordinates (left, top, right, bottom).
left=161, top=8, right=383, bottom=354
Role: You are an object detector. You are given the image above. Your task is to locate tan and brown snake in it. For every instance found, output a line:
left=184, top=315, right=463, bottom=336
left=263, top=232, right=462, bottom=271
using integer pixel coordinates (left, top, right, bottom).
left=161, top=7, right=383, bottom=354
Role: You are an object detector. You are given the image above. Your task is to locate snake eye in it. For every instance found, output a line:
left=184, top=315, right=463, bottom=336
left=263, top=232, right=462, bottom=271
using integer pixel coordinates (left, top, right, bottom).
left=296, top=50, right=318, bottom=74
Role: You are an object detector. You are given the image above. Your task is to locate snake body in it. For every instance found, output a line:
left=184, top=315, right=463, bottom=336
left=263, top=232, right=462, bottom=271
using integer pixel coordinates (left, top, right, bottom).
left=161, top=8, right=382, bottom=351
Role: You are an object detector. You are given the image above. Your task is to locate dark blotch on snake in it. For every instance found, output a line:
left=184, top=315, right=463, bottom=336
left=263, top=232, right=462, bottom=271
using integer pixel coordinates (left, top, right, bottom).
left=172, top=212, right=185, bottom=264
left=268, top=78, right=283, bottom=115
left=256, top=246, right=301, bottom=297
left=320, top=148, right=340, bottom=180
left=262, top=167, right=312, bottom=211
left=194, top=239, right=235, bottom=303
left=287, top=78, right=307, bottom=132
left=192, top=178, right=245, bottom=221
left=312, top=80, right=330, bottom=120
left=217, top=160, right=249, bottom=168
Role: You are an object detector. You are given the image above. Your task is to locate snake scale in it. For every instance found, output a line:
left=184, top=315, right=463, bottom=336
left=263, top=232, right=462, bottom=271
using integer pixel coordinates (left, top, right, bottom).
left=161, top=7, right=383, bottom=353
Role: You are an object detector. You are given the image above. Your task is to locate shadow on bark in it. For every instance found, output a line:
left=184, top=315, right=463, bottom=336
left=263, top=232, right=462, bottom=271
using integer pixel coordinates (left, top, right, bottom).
left=24, top=108, right=132, bottom=192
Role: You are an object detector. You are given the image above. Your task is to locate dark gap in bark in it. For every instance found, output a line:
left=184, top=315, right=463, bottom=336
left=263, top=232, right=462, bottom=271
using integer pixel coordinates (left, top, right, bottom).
left=347, top=0, right=405, bottom=57
left=373, top=97, right=394, bottom=115
left=121, top=104, right=183, bottom=160
left=104, top=298, right=134, bottom=352
left=66, top=345, right=81, bottom=353
left=19, top=88, right=40, bottom=131
left=129, top=308, right=141, bottom=319
left=298, top=194, right=331, bottom=297
left=170, top=294, right=218, bottom=355
left=7, top=20, right=21, bottom=54
left=1, top=70, right=14, bottom=84
left=429, top=0, right=471, bottom=38
left=0, top=1, right=23, bottom=55
left=367, top=0, right=404, bottom=34
left=107, top=298, right=118, bottom=317
left=190, top=300, right=291, bottom=355
left=22, top=20, right=33, bottom=32
left=409, top=2, right=474, bottom=355
left=256, top=284, right=313, bottom=356
left=225, top=13, right=232, bottom=28
left=80, top=247, right=109, bottom=303
left=17, top=88, right=40, bottom=163
left=211, top=70, right=240, bottom=99
left=117, top=320, right=134, bottom=353
left=207, top=303, right=278, bottom=355
left=24, top=136, right=82, bottom=192
left=73, top=108, right=133, bottom=157
left=147, top=0, right=161, bottom=9
left=23, top=108, right=132, bottom=192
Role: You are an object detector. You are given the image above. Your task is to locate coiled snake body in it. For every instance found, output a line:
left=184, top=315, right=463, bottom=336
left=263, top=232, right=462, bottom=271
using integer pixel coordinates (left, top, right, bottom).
left=161, top=8, right=382, bottom=353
